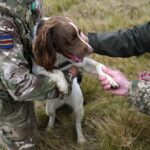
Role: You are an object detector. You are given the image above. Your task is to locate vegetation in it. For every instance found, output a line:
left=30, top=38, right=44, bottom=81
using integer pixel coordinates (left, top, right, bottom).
left=35, top=0, right=150, bottom=149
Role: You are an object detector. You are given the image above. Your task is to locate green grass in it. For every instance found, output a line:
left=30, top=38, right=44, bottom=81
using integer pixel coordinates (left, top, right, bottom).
left=35, top=0, right=150, bottom=149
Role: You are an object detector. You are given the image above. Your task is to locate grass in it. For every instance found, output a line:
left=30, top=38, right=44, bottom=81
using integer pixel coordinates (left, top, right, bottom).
left=35, top=0, right=150, bottom=150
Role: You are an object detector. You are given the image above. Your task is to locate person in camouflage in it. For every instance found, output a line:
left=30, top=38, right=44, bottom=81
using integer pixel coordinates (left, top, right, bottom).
left=0, top=0, right=69, bottom=150
left=88, top=22, right=150, bottom=114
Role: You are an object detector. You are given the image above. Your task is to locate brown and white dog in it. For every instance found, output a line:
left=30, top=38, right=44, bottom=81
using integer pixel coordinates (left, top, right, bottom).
left=32, top=16, right=118, bottom=144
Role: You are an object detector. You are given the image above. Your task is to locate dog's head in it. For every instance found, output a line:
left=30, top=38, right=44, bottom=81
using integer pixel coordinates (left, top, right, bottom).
left=33, top=16, right=93, bottom=71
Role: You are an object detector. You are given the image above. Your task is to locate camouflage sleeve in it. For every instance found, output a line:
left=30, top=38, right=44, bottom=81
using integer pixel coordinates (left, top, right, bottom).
left=128, top=80, right=150, bottom=114
left=0, top=60, right=58, bottom=101
left=0, top=15, right=60, bottom=101
left=0, top=45, right=58, bottom=102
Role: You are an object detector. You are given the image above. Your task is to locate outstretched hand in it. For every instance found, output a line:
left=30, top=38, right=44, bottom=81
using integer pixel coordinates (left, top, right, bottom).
left=99, top=67, right=130, bottom=96
left=138, top=71, right=150, bottom=81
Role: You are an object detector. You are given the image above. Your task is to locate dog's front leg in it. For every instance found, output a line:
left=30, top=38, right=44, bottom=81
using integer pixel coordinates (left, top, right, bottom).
left=76, top=57, right=119, bottom=88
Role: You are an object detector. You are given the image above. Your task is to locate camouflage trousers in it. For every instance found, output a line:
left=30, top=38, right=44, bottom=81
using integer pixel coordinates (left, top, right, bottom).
left=0, top=92, right=37, bottom=150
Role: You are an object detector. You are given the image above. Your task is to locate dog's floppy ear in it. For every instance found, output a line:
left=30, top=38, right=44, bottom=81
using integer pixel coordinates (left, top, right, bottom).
left=33, top=21, right=57, bottom=71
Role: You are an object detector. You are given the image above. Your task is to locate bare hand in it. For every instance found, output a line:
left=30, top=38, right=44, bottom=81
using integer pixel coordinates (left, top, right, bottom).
left=138, top=71, right=150, bottom=81
left=69, top=66, right=79, bottom=78
left=99, top=67, right=130, bottom=96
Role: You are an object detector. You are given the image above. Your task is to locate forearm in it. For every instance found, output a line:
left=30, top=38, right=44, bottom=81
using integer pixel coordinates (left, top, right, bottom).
left=74, top=57, right=104, bottom=74
left=88, top=22, right=150, bottom=57
left=128, top=80, right=150, bottom=114
left=1, top=70, right=57, bottom=101
left=0, top=59, right=58, bottom=101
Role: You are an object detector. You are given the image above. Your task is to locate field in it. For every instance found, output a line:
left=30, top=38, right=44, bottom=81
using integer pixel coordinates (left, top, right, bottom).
left=35, top=0, right=150, bottom=150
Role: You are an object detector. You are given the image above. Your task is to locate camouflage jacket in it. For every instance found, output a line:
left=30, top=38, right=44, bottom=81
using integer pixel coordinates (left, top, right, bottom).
left=0, top=12, right=58, bottom=102
left=128, top=80, right=150, bottom=114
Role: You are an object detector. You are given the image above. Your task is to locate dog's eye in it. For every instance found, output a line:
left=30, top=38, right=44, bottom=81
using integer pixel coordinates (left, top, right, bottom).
left=69, top=33, right=77, bottom=42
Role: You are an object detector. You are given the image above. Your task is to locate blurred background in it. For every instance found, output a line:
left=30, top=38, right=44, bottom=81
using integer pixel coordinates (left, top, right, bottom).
left=35, top=0, right=150, bottom=149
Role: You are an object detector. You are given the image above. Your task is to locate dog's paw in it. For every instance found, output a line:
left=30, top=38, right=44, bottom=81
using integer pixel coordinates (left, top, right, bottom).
left=52, top=70, right=69, bottom=95
left=105, top=74, right=119, bottom=89
left=96, top=65, right=119, bottom=89
left=47, top=69, right=69, bottom=95
left=37, top=68, right=68, bottom=95
left=77, top=136, right=87, bottom=145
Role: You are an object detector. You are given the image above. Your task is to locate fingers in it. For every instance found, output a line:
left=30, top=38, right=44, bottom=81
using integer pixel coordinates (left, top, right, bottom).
left=99, top=76, right=106, bottom=81
left=101, top=79, right=110, bottom=86
left=142, top=75, right=150, bottom=81
left=103, top=84, right=111, bottom=90
left=138, top=71, right=150, bottom=81
left=69, top=66, right=78, bottom=78
left=99, top=76, right=111, bottom=90
left=139, top=71, right=146, bottom=80
left=102, top=80, right=111, bottom=90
